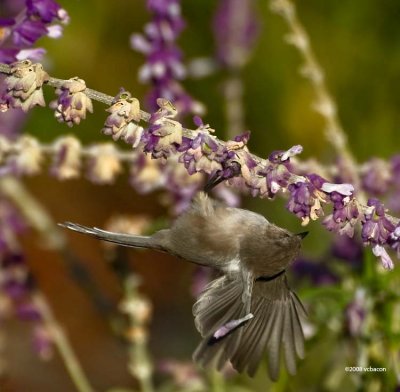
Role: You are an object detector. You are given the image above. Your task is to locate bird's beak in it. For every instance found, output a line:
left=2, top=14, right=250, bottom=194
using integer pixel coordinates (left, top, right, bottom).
left=297, top=231, right=309, bottom=239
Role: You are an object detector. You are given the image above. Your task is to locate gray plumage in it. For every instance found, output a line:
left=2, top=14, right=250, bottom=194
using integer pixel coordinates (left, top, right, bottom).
left=60, top=192, right=307, bottom=380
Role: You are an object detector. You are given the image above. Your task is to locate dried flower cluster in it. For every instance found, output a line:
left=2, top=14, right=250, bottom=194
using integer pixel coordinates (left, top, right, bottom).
left=2, top=59, right=48, bottom=112
left=51, top=77, right=93, bottom=126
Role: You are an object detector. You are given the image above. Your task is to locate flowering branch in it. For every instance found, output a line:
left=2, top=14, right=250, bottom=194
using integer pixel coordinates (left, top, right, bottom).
left=1, top=60, right=400, bottom=269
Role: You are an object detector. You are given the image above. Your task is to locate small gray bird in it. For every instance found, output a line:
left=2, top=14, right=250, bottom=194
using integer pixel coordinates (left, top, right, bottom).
left=60, top=192, right=307, bottom=380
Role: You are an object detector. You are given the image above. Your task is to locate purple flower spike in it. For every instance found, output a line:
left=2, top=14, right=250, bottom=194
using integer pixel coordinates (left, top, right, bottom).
left=131, top=0, right=203, bottom=114
left=213, top=0, right=260, bottom=69
left=0, top=1, right=68, bottom=64
left=287, top=179, right=325, bottom=225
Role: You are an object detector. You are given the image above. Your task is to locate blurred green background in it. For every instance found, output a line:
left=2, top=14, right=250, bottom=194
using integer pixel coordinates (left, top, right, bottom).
left=3, top=0, right=400, bottom=391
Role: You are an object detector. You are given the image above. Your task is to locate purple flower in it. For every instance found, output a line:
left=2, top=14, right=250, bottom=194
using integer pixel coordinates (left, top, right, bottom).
left=360, top=199, right=396, bottom=269
left=179, top=121, right=227, bottom=176
left=361, top=158, right=390, bottom=195
left=26, top=0, right=67, bottom=24
left=331, top=235, right=363, bottom=268
left=13, top=19, right=48, bottom=46
left=372, top=244, right=394, bottom=270
left=213, top=0, right=260, bottom=69
left=162, top=156, right=203, bottom=215
left=388, top=226, right=400, bottom=258
left=361, top=199, right=395, bottom=245
left=143, top=98, right=183, bottom=160
left=345, top=289, right=366, bottom=337
left=240, top=144, right=304, bottom=198
left=323, top=193, right=359, bottom=237
left=293, top=258, right=339, bottom=286
left=16, top=302, right=42, bottom=321
left=0, top=1, right=68, bottom=64
left=32, top=324, right=54, bottom=360
left=391, top=155, right=400, bottom=187
left=131, top=0, right=203, bottom=114
left=287, top=176, right=326, bottom=225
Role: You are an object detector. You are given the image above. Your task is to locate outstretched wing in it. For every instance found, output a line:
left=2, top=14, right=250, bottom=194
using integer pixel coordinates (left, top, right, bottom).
left=192, top=273, right=306, bottom=380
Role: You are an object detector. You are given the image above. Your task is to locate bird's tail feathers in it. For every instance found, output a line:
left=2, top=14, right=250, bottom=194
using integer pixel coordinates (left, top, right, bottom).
left=59, top=222, right=164, bottom=251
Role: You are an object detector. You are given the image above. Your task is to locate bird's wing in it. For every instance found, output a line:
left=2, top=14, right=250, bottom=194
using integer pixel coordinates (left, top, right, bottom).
left=192, top=273, right=306, bottom=380
left=231, top=274, right=306, bottom=380
left=192, top=274, right=250, bottom=370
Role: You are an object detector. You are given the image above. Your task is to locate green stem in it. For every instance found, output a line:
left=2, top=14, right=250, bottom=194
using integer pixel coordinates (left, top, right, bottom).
left=33, top=293, right=95, bottom=392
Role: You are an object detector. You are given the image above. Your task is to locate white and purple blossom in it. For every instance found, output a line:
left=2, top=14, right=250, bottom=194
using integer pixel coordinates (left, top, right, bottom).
left=361, top=199, right=395, bottom=246
left=287, top=175, right=326, bottom=225
left=323, top=186, right=359, bottom=237
left=3, top=59, right=48, bottom=112
left=372, top=244, right=394, bottom=270
left=102, top=91, right=143, bottom=146
left=51, top=77, right=93, bottom=127
left=143, top=98, right=183, bottom=160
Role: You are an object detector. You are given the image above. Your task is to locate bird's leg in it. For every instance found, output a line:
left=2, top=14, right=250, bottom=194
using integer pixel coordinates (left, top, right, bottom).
left=204, top=162, right=241, bottom=193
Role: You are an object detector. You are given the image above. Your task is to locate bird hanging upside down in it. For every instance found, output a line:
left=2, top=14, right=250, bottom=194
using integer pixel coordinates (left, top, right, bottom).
left=60, top=191, right=308, bottom=381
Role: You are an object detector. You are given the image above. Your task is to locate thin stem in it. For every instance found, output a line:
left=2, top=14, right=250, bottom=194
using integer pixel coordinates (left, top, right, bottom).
left=210, top=370, right=225, bottom=392
left=0, top=177, right=66, bottom=249
left=223, top=75, right=245, bottom=140
left=270, top=0, right=360, bottom=188
left=33, top=292, right=95, bottom=392
left=123, top=276, right=154, bottom=392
